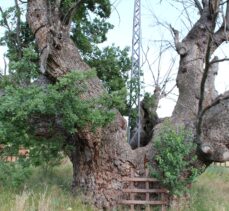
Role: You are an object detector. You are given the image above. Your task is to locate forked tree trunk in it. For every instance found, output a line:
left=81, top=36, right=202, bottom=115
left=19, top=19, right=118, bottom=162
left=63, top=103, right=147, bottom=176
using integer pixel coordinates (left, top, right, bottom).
left=27, top=0, right=229, bottom=208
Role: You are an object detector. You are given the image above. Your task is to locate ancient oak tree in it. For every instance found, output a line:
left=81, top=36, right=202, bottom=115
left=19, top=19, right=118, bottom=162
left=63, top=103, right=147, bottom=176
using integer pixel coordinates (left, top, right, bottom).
left=1, top=0, right=229, bottom=208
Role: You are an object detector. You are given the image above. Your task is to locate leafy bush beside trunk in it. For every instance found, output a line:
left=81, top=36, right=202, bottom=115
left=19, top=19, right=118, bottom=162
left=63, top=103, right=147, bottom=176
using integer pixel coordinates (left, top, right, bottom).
left=149, top=121, right=202, bottom=196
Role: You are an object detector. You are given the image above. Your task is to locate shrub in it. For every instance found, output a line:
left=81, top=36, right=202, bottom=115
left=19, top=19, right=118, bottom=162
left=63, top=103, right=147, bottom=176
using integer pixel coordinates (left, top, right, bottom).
left=0, top=70, right=116, bottom=167
left=0, top=162, right=31, bottom=189
left=149, top=121, right=202, bottom=196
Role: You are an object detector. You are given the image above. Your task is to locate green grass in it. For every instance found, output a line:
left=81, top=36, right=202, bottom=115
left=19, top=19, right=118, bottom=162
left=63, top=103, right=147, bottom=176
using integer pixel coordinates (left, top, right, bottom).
left=0, top=162, right=229, bottom=211
left=175, top=165, right=229, bottom=211
left=0, top=160, right=95, bottom=211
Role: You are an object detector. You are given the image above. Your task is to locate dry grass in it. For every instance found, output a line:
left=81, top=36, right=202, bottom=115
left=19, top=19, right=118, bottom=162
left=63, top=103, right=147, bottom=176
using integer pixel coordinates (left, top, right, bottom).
left=0, top=162, right=229, bottom=211
left=12, top=191, right=30, bottom=211
left=1, top=188, right=94, bottom=211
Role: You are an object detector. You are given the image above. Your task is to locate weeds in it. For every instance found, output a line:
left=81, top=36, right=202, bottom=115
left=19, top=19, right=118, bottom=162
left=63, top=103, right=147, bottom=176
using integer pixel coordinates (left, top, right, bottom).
left=0, top=159, right=95, bottom=211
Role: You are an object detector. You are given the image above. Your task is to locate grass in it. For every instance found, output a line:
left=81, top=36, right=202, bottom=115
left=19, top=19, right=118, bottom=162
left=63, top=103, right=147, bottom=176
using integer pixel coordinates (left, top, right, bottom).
left=176, top=165, right=229, bottom=211
left=0, top=160, right=95, bottom=211
left=0, top=161, right=229, bottom=211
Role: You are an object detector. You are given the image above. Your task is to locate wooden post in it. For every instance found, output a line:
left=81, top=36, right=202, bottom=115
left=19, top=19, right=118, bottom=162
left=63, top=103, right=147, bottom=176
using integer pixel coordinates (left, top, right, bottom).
left=130, top=168, right=135, bottom=211
left=161, top=193, right=166, bottom=211
left=145, top=169, right=150, bottom=211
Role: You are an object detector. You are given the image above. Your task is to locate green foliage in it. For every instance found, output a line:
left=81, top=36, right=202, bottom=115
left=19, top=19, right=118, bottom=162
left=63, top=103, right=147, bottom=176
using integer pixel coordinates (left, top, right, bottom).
left=0, top=4, right=38, bottom=84
left=86, top=45, right=130, bottom=92
left=64, top=0, right=113, bottom=55
left=60, top=0, right=111, bottom=18
left=142, top=93, right=156, bottom=111
left=72, top=18, right=113, bottom=55
left=27, top=139, right=64, bottom=168
left=150, top=121, right=201, bottom=196
left=0, top=162, right=31, bottom=189
left=100, top=87, right=127, bottom=114
left=86, top=45, right=131, bottom=114
left=0, top=70, right=115, bottom=165
left=0, top=75, right=12, bottom=89
left=9, top=45, right=39, bottom=84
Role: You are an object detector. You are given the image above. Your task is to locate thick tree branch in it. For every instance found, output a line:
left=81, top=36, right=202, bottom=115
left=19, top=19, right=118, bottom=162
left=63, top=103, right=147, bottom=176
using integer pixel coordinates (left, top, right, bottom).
left=209, top=0, right=220, bottom=15
left=170, top=25, right=187, bottom=55
left=201, top=0, right=208, bottom=8
left=225, top=0, right=229, bottom=25
left=27, top=0, right=51, bottom=75
left=199, top=91, right=229, bottom=162
left=200, top=94, right=229, bottom=121
left=62, top=0, right=81, bottom=26
left=213, top=28, right=229, bottom=49
left=212, top=0, right=229, bottom=48
left=194, top=0, right=203, bottom=14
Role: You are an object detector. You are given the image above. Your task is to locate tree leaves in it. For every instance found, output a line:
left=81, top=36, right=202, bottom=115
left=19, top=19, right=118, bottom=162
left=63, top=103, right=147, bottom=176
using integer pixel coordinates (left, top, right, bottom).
left=150, top=121, right=202, bottom=196
left=0, top=70, right=115, bottom=165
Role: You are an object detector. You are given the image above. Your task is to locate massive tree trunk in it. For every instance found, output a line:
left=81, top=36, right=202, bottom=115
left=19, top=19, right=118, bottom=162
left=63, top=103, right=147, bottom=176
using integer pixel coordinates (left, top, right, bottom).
left=27, top=0, right=229, bottom=208
left=27, top=0, right=155, bottom=208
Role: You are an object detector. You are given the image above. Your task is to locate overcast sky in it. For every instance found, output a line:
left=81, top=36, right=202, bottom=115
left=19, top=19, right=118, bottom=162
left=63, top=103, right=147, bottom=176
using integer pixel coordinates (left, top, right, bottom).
left=0, top=0, right=229, bottom=117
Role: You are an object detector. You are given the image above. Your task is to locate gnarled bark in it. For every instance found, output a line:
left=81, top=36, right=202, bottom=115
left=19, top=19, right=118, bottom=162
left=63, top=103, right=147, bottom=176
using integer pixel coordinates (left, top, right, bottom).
left=200, top=92, right=229, bottom=162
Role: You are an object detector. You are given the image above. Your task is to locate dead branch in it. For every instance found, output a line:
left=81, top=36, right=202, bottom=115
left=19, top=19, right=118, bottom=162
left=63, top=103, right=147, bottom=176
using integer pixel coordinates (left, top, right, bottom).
left=141, top=46, right=157, bottom=84
left=209, top=57, right=229, bottom=64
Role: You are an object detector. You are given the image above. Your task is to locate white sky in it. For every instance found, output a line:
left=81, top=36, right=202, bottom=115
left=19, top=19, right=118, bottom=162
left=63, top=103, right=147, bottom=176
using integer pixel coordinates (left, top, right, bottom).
left=0, top=0, right=229, bottom=117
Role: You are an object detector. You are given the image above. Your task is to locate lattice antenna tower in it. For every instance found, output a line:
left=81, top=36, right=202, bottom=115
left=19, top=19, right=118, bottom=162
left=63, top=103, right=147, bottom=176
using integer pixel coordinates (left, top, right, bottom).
left=127, top=0, right=142, bottom=147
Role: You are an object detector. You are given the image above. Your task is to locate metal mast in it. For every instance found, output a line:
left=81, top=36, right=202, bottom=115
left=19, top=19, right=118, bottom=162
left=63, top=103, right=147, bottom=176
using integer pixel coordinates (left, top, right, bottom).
left=128, top=0, right=142, bottom=147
